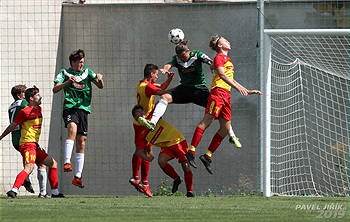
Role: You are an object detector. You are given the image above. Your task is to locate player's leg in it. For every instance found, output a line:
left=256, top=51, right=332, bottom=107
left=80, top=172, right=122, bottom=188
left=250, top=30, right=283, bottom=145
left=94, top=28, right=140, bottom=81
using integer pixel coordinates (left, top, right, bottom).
left=141, top=146, right=152, bottom=185
left=37, top=163, right=48, bottom=198
left=194, top=87, right=240, bottom=147
left=72, top=133, right=86, bottom=189
left=187, top=113, right=215, bottom=168
left=7, top=144, right=36, bottom=198
left=138, top=146, right=153, bottom=197
left=130, top=146, right=142, bottom=190
left=158, top=149, right=181, bottom=194
left=200, top=118, right=230, bottom=174
left=40, top=153, right=64, bottom=198
left=63, top=109, right=78, bottom=172
left=14, top=145, right=35, bottom=193
left=7, top=162, right=35, bottom=198
left=72, top=110, right=88, bottom=188
left=175, top=141, right=194, bottom=197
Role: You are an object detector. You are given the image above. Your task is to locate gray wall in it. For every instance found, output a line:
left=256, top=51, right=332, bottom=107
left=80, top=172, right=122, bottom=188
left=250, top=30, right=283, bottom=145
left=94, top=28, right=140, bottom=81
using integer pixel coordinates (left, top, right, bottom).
left=1, top=1, right=347, bottom=196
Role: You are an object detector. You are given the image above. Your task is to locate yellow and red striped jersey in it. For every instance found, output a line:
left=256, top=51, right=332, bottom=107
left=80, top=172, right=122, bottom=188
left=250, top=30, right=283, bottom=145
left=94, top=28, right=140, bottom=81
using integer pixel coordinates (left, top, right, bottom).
left=211, top=53, right=234, bottom=91
left=14, top=105, right=42, bottom=145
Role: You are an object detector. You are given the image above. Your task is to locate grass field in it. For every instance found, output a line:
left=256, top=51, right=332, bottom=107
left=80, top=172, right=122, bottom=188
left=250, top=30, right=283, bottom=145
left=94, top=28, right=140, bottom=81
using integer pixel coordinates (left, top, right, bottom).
left=1, top=195, right=349, bottom=222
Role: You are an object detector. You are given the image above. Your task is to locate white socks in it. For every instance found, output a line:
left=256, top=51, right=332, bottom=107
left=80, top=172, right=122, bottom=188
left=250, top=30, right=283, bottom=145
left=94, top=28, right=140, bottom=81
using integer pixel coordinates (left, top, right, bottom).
left=37, top=168, right=47, bottom=195
left=150, top=98, right=168, bottom=125
left=64, top=140, right=74, bottom=164
left=75, top=153, right=85, bottom=178
left=228, top=125, right=236, bottom=137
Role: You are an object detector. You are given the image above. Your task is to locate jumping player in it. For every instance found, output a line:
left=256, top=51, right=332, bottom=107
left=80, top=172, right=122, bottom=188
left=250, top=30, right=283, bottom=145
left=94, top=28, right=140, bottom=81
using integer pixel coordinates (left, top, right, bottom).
left=0, top=86, right=64, bottom=198
left=192, top=36, right=262, bottom=174
left=132, top=105, right=194, bottom=197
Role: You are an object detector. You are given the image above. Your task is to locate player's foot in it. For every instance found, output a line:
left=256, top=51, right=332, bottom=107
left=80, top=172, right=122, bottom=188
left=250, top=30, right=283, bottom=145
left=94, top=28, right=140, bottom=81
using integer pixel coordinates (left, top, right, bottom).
left=38, top=193, right=51, bottom=198
left=137, top=117, right=155, bottom=132
left=64, top=163, right=72, bottom=172
left=172, top=177, right=182, bottom=193
left=199, top=155, right=213, bottom=174
left=229, top=136, right=242, bottom=148
left=129, top=178, right=142, bottom=193
left=138, top=184, right=153, bottom=197
left=185, top=191, right=195, bottom=197
left=72, top=177, right=84, bottom=188
left=51, top=193, right=65, bottom=198
left=6, top=190, right=17, bottom=198
left=23, top=179, right=35, bottom=193
left=185, top=152, right=197, bottom=168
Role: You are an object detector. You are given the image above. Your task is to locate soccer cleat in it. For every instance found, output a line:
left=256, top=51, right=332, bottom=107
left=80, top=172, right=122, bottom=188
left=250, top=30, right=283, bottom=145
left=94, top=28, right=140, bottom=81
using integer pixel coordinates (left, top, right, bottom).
left=138, top=184, right=153, bottom=197
left=6, top=190, right=17, bottom=198
left=172, top=177, right=182, bottom=193
left=72, top=177, right=85, bottom=188
left=64, top=163, right=73, bottom=172
left=185, top=191, right=195, bottom=197
left=38, top=193, right=51, bottom=198
left=199, top=155, right=213, bottom=174
left=185, top=152, right=197, bottom=169
left=23, top=179, right=35, bottom=193
left=51, top=193, right=65, bottom=198
left=229, top=136, right=242, bottom=148
left=137, top=117, right=155, bottom=132
left=129, top=178, right=142, bottom=193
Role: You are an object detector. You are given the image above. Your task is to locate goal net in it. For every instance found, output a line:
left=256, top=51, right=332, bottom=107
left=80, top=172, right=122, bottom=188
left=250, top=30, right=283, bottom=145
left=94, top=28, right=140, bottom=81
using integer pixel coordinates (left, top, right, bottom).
left=262, top=29, right=350, bottom=197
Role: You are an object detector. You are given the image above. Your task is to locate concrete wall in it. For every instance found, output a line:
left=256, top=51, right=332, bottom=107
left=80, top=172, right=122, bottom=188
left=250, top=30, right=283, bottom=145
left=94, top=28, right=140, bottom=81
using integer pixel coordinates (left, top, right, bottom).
left=1, top=1, right=347, bottom=196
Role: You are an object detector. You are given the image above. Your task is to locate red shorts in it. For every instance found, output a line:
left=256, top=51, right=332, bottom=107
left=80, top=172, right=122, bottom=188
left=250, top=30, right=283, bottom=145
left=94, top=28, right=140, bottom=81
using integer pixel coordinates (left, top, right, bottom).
left=19, top=142, right=48, bottom=165
left=159, top=140, right=188, bottom=163
left=133, top=124, right=150, bottom=149
left=205, top=87, right=232, bottom=121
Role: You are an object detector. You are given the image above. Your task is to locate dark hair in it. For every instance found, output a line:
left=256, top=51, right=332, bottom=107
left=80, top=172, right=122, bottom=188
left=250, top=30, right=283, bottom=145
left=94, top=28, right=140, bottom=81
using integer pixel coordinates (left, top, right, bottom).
left=11, top=84, right=27, bottom=100
left=175, top=40, right=189, bottom=55
left=132, top=105, right=144, bottom=118
left=25, top=85, right=40, bottom=103
left=143, top=63, right=159, bottom=78
left=69, top=49, right=85, bottom=66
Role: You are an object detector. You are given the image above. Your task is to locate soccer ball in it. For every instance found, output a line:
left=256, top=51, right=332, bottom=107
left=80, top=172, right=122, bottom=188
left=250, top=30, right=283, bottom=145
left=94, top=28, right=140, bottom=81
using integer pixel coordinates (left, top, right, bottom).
left=168, top=28, right=185, bottom=44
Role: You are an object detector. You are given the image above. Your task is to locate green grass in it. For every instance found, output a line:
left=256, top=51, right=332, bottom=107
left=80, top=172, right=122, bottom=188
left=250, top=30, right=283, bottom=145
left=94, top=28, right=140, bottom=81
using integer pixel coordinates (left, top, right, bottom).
left=1, top=195, right=349, bottom=222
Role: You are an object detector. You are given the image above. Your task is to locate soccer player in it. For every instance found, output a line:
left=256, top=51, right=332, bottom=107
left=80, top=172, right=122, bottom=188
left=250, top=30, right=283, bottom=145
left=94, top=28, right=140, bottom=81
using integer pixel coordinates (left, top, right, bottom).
left=9, top=84, right=49, bottom=197
left=137, top=40, right=242, bottom=169
left=132, top=105, right=194, bottom=197
left=130, top=63, right=174, bottom=197
left=191, top=36, right=262, bottom=174
left=53, top=49, right=104, bottom=188
left=0, top=86, right=64, bottom=198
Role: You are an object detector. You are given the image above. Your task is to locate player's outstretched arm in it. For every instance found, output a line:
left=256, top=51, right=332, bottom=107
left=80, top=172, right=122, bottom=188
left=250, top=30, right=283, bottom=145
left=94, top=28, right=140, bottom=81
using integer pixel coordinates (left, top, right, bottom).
left=0, top=122, right=18, bottom=141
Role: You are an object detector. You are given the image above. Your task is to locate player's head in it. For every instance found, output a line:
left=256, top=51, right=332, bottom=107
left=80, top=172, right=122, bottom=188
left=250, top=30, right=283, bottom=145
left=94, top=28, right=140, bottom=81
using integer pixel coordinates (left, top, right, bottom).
left=25, top=85, right=41, bottom=105
left=132, top=105, right=145, bottom=120
left=69, top=49, right=85, bottom=71
left=11, top=84, right=27, bottom=100
left=209, top=36, right=230, bottom=52
left=143, top=63, right=159, bottom=81
left=175, top=40, right=190, bottom=62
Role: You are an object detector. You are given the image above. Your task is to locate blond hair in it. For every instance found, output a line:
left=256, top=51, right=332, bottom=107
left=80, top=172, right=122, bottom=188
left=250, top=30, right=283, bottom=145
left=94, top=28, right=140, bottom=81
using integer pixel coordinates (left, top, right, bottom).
left=209, top=36, right=221, bottom=52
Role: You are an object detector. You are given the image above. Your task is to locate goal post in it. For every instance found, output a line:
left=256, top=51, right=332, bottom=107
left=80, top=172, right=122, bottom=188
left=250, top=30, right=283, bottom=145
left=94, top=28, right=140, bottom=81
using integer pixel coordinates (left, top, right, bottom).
left=261, top=29, right=350, bottom=197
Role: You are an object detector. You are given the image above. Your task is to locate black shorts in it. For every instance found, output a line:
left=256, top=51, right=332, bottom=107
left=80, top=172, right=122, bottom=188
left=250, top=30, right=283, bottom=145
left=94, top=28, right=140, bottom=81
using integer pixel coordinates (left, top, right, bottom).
left=63, top=108, right=89, bottom=136
left=169, top=85, right=209, bottom=108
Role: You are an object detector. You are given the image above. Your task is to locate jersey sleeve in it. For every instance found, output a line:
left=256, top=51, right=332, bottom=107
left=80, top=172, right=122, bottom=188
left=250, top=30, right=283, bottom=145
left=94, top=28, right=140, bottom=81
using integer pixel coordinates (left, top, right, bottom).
left=144, top=82, right=160, bottom=97
left=198, top=51, right=212, bottom=65
left=169, top=55, right=178, bottom=67
left=86, top=66, right=98, bottom=81
left=214, top=54, right=226, bottom=68
left=13, top=109, right=27, bottom=125
left=53, top=69, right=67, bottom=83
